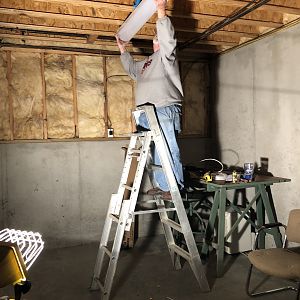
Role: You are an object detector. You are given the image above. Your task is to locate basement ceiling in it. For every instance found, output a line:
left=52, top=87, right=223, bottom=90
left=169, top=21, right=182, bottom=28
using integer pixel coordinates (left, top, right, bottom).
left=0, top=0, right=300, bottom=59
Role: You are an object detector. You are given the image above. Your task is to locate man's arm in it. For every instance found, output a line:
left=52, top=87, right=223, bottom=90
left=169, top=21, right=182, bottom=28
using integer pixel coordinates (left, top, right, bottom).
left=154, top=0, right=177, bottom=63
left=116, top=35, right=138, bottom=80
left=155, top=0, right=166, bottom=19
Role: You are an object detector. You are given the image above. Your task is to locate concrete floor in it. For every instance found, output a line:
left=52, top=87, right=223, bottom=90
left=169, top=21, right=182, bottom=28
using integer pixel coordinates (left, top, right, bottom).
left=1, top=235, right=296, bottom=300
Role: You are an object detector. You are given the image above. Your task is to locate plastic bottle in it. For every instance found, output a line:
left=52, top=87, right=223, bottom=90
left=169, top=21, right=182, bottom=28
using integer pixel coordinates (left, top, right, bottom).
left=117, top=0, right=157, bottom=42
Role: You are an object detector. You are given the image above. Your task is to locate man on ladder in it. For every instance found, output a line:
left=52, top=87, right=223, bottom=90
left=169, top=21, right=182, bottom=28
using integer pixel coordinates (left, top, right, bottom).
left=116, top=0, right=184, bottom=200
left=89, top=1, right=210, bottom=298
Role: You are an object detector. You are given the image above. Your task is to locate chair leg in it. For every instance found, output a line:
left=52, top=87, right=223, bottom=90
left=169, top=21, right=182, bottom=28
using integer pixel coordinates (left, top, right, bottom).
left=246, top=264, right=254, bottom=297
left=246, top=263, right=299, bottom=298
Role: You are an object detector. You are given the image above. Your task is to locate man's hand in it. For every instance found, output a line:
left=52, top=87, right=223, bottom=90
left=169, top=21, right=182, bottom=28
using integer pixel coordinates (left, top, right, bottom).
left=154, top=0, right=166, bottom=19
left=115, top=35, right=127, bottom=54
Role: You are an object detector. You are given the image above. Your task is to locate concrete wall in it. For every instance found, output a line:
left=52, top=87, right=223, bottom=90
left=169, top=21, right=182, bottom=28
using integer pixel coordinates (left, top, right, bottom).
left=0, top=141, right=125, bottom=248
left=214, top=23, right=300, bottom=223
left=0, top=138, right=212, bottom=248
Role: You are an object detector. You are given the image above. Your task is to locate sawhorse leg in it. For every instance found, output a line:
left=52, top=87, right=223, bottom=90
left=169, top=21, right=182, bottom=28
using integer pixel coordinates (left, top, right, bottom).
left=201, top=187, right=226, bottom=277
left=258, top=184, right=282, bottom=247
left=216, top=187, right=226, bottom=277
left=201, top=190, right=220, bottom=257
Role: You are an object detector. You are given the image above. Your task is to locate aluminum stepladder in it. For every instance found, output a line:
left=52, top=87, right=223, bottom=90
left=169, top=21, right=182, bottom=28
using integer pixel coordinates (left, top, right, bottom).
left=90, top=105, right=210, bottom=299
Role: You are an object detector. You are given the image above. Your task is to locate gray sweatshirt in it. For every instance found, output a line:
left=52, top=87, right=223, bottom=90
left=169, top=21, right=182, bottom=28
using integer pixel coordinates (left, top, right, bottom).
left=120, top=16, right=183, bottom=108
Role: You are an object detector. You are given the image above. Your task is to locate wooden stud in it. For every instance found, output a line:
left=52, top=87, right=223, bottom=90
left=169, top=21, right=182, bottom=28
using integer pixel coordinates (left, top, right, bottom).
left=103, top=56, right=109, bottom=138
left=131, top=81, right=135, bottom=133
left=72, top=55, right=79, bottom=138
left=40, top=52, right=48, bottom=139
left=6, top=51, right=13, bottom=141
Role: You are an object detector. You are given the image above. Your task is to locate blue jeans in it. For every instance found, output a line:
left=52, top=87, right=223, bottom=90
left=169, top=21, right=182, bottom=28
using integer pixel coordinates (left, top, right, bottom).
left=137, top=104, right=184, bottom=191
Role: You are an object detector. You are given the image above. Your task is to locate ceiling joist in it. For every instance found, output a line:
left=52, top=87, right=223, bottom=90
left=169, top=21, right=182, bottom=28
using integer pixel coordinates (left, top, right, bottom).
left=0, top=0, right=299, bottom=57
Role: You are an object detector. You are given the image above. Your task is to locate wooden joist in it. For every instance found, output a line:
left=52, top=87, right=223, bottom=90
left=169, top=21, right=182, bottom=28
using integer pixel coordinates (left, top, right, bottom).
left=0, top=0, right=299, bottom=57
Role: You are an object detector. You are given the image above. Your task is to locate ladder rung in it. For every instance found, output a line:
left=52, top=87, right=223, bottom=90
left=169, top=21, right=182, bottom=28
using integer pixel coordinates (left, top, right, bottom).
left=147, top=164, right=162, bottom=170
left=133, top=208, right=176, bottom=215
left=129, top=153, right=141, bottom=158
left=109, top=214, right=120, bottom=223
left=122, top=184, right=133, bottom=190
left=102, top=245, right=112, bottom=258
left=169, top=243, right=191, bottom=261
left=131, top=132, right=145, bottom=137
left=161, top=218, right=183, bottom=233
left=138, top=199, right=159, bottom=204
left=129, top=149, right=141, bottom=153
left=91, top=277, right=105, bottom=292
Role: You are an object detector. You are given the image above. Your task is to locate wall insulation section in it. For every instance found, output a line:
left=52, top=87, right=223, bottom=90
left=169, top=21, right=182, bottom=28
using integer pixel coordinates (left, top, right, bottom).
left=11, top=52, right=44, bottom=139
left=0, top=49, right=210, bottom=141
left=44, top=54, right=75, bottom=139
left=0, top=52, right=10, bottom=140
left=106, top=56, right=134, bottom=137
left=76, top=55, right=106, bottom=138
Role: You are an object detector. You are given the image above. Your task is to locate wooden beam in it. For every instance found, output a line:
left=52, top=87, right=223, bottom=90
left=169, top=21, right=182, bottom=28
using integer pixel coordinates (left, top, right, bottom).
left=72, top=55, right=79, bottom=138
left=0, top=1, right=285, bottom=30
left=0, top=8, right=124, bottom=27
left=40, top=52, right=48, bottom=139
left=4, top=0, right=297, bottom=22
left=10, top=0, right=300, bottom=15
left=1, top=45, right=122, bottom=56
left=6, top=50, right=13, bottom=140
left=103, top=56, right=108, bottom=137
left=0, top=16, right=258, bottom=39
left=171, top=12, right=282, bottom=29
left=0, top=31, right=238, bottom=47
left=189, top=0, right=300, bottom=16
left=0, top=21, right=117, bottom=37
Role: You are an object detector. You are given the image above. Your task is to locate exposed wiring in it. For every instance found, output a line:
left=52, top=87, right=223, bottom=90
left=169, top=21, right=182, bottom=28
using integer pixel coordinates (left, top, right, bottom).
left=178, top=0, right=272, bottom=51
left=198, top=158, right=224, bottom=173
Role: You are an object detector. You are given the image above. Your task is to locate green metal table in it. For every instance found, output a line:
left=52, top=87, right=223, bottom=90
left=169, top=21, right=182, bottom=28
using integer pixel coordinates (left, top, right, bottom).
left=200, top=175, right=291, bottom=277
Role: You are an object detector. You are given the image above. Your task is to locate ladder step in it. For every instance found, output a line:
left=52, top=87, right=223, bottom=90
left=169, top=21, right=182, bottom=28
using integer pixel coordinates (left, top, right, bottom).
left=133, top=207, right=176, bottom=215
left=169, top=243, right=191, bottom=261
left=129, top=153, right=141, bottom=158
left=122, top=184, right=133, bottom=190
left=131, top=132, right=145, bottom=137
left=129, top=148, right=141, bottom=154
left=161, top=218, right=183, bottom=233
left=129, top=148, right=141, bottom=157
left=147, top=164, right=162, bottom=170
left=102, top=245, right=112, bottom=258
left=109, top=214, right=119, bottom=223
left=91, top=277, right=105, bottom=292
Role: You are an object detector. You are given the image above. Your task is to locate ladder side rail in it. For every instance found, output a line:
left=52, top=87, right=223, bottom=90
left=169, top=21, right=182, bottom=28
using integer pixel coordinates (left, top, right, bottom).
left=139, top=106, right=185, bottom=269
left=90, top=194, right=120, bottom=290
left=114, top=135, right=139, bottom=215
left=96, top=134, right=152, bottom=298
left=140, top=105, right=210, bottom=292
left=156, top=198, right=182, bottom=270
left=125, top=133, right=152, bottom=231
left=103, top=200, right=131, bottom=300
